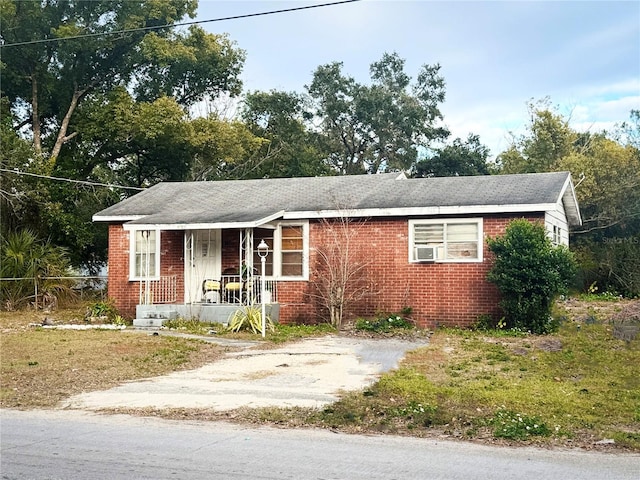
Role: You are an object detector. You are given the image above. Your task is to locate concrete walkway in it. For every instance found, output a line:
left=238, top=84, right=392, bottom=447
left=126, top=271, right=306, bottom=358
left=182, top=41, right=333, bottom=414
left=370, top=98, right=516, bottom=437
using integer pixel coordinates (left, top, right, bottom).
left=61, top=335, right=428, bottom=411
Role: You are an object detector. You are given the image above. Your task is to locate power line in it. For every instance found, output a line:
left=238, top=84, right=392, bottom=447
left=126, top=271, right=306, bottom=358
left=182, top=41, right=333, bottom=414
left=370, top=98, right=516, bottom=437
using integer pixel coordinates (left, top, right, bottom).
left=0, top=168, right=145, bottom=191
left=1, top=0, right=361, bottom=48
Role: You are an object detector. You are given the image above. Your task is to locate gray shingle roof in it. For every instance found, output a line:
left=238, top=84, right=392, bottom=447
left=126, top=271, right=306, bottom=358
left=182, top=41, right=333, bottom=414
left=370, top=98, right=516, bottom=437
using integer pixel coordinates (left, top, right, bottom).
left=94, top=171, right=581, bottom=226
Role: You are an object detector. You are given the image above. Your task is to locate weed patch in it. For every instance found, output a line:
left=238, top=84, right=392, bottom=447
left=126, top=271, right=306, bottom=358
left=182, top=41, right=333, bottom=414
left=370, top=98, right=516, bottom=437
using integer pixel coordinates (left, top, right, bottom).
left=491, top=409, right=551, bottom=440
left=355, top=313, right=414, bottom=333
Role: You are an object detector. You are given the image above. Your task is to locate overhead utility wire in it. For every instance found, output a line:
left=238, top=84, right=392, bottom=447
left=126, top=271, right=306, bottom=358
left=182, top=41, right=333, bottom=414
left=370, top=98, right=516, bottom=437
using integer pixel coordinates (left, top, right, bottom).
left=1, top=0, right=361, bottom=48
left=0, top=168, right=145, bottom=191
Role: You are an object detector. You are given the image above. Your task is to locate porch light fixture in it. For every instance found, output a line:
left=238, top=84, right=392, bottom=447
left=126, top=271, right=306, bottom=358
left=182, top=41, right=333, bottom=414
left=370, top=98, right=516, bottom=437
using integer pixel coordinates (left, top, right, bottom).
left=257, top=239, right=269, bottom=338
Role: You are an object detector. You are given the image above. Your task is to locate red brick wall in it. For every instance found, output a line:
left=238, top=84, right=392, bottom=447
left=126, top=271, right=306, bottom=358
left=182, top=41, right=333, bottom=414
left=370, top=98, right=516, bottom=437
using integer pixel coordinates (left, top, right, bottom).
left=276, top=214, right=543, bottom=328
left=107, top=225, right=184, bottom=318
left=106, top=224, right=132, bottom=315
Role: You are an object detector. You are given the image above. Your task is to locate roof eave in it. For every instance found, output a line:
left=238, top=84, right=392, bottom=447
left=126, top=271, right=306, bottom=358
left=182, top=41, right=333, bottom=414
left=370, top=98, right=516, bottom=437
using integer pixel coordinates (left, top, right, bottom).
left=121, top=210, right=285, bottom=231
left=92, top=215, right=145, bottom=223
left=284, top=204, right=559, bottom=220
left=557, top=174, right=582, bottom=226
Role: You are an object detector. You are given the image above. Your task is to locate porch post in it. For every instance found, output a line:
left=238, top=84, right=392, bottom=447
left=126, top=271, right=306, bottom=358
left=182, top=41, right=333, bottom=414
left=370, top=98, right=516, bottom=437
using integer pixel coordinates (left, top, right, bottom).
left=257, top=239, right=269, bottom=338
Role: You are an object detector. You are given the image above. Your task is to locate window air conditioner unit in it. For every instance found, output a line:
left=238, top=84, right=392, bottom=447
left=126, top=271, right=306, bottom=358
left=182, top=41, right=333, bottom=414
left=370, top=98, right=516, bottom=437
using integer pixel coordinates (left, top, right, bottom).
left=415, top=246, right=436, bottom=262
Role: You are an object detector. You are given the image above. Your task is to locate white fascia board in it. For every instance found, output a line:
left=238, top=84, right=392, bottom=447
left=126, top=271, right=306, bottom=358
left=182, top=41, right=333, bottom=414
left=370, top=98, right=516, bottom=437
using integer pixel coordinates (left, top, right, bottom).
left=92, top=215, right=145, bottom=223
left=283, top=204, right=557, bottom=220
left=558, top=175, right=582, bottom=226
left=122, top=210, right=285, bottom=231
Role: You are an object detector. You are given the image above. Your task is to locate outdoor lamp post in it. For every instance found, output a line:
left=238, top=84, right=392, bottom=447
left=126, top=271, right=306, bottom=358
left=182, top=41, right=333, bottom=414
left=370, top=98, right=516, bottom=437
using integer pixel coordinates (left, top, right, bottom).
left=257, top=239, right=269, bottom=338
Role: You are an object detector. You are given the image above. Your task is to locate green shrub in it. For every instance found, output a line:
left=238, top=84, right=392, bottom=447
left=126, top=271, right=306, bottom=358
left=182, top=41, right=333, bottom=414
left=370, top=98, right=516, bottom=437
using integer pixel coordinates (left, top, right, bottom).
left=87, top=299, right=118, bottom=320
left=487, top=219, right=576, bottom=334
left=355, top=313, right=414, bottom=332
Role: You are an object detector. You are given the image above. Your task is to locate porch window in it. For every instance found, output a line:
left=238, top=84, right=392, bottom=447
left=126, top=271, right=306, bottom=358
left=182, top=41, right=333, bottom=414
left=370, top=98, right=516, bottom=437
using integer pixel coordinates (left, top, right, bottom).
left=409, top=219, right=483, bottom=263
left=281, top=225, right=304, bottom=276
left=130, top=229, right=160, bottom=280
left=253, top=223, right=308, bottom=279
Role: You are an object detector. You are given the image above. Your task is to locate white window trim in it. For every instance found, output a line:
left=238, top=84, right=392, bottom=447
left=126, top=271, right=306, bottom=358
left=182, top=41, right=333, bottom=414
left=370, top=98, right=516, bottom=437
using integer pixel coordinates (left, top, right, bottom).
left=129, top=229, right=161, bottom=281
left=269, top=221, right=309, bottom=281
left=409, top=218, right=484, bottom=263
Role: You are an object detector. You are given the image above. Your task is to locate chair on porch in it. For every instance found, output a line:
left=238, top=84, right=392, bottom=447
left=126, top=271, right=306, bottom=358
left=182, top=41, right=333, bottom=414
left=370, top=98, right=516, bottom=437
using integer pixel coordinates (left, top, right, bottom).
left=202, top=279, right=221, bottom=303
left=243, top=265, right=263, bottom=304
left=222, top=266, right=242, bottom=303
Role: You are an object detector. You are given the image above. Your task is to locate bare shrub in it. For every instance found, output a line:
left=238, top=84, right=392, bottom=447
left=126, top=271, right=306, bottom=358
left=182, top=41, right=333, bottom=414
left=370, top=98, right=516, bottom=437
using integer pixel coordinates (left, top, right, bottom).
left=312, top=216, right=374, bottom=329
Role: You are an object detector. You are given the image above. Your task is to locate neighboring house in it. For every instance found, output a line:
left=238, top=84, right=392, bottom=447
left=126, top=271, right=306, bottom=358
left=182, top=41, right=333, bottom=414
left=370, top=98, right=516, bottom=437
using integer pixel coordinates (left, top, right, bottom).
left=93, top=171, right=581, bottom=328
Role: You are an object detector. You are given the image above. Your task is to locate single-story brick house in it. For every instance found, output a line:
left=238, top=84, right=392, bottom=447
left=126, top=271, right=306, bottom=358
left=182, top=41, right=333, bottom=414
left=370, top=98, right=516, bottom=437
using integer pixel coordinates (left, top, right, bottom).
left=93, top=171, right=581, bottom=328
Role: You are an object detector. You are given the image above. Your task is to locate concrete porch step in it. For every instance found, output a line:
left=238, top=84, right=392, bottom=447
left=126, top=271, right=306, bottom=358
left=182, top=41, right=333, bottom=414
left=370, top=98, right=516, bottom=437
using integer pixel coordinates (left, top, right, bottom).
left=133, top=317, right=166, bottom=328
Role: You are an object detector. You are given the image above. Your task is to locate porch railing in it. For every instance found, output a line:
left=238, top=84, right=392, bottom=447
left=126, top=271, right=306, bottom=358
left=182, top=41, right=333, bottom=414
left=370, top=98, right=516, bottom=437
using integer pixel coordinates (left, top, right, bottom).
left=139, top=275, right=177, bottom=305
left=203, top=274, right=277, bottom=305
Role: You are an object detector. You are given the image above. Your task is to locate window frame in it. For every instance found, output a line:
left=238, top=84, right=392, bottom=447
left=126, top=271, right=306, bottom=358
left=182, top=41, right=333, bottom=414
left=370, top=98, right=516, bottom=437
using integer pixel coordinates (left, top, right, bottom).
left=552, top=225, right=562, bottom=246
left=129, top=229, right=161, bottom=281
left=408, top=218, right=483, bottom=263
left=269, top=221, right=309, bottom=280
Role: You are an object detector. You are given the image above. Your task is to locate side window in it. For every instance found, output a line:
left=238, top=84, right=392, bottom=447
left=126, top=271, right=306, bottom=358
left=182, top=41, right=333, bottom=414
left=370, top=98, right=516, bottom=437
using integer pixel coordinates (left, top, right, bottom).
left=552, top=225, right=562, bottom=246
left=131, top=230, right=160, bottom=279
left=410, top=219, right=482, bottom=263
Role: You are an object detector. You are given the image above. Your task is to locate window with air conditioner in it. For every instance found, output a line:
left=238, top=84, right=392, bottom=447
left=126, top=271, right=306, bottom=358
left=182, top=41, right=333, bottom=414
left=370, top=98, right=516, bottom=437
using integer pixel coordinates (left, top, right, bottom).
left=409, top=219, right=483, bottom=263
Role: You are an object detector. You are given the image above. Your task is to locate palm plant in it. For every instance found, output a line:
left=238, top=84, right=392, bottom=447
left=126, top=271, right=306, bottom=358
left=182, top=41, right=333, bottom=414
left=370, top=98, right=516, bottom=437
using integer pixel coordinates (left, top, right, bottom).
left=227, top=304, right=274, bottom=334
left=1, top=230, right=74, bottom=310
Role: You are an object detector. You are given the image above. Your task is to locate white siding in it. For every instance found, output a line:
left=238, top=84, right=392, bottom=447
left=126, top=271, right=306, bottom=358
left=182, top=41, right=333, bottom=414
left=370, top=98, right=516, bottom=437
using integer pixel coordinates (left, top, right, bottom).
left=545, top=201, right=570, bottom=246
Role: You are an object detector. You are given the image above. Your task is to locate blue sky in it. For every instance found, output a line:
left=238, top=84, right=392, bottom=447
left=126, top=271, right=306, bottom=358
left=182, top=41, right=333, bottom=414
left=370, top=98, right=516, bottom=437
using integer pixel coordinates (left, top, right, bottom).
left=194, top=0, right=640, bottom=159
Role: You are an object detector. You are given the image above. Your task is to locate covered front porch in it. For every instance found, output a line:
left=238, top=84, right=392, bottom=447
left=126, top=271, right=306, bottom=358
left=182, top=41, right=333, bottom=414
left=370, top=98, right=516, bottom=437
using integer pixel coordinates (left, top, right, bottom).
left=132, top=226, right=283, bottom=327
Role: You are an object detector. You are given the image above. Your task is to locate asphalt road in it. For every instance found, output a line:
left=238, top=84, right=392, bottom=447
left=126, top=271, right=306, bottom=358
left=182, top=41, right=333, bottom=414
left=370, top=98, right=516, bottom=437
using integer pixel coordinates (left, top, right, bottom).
left=2, top=410, right=638, bottom=480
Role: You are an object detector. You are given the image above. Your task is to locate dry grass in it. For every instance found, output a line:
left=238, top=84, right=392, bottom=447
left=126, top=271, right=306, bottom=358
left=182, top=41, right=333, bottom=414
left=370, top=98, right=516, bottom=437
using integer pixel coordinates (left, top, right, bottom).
left=306, top=312, right=640, bottom=450
left=2, top=300, right=639, bottom=452
left=0, top=308, right=229, bottom=408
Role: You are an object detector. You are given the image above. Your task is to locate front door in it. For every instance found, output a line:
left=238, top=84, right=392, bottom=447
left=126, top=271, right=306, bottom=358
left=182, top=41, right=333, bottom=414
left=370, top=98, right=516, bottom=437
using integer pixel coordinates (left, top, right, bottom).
left=185, top=230, right=221, bottom=303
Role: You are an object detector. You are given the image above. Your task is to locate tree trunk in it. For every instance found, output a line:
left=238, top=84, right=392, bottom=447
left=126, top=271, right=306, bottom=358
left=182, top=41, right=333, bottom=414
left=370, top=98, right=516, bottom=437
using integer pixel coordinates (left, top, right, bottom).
left=31, top=74, right=42, bottom=155
left=49, top=84, right=88, bottom=164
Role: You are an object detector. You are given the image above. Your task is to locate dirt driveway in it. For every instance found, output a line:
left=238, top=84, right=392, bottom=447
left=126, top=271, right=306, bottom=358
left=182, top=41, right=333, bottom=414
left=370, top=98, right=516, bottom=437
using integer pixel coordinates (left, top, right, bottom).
left=61, top=335, right=428, bottom=411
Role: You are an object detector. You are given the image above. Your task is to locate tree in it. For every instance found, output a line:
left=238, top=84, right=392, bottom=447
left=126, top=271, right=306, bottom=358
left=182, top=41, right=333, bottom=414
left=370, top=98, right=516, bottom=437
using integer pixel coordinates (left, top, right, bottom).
left=487, top=220, right=576, bottom=334
left=188, top=115, right=268, bottom=181
left=0, top=0, right=244, bottom=167
left=495, top=101, right=640, bottom=296
left=0, top=1, right=245, bottom=270
left=68, top=90, right=194, bottom=187
left=558, top=134, right=640, bottom=295
left=413, top=133, right=490, bottom=177
left=0, top=99, right=36, bottom=237
left=307, top=52, right=448, bottom=174
left=497, top=98, right=575, bottom=174
left=241, top=90, right=330, bottom=178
